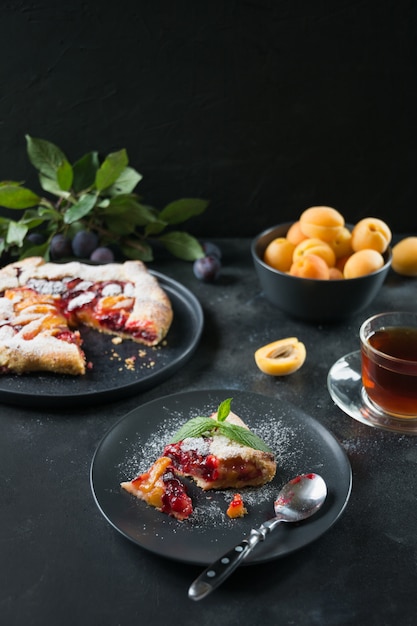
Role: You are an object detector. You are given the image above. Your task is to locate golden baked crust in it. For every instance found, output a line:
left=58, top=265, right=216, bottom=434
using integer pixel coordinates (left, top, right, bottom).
left=0, top=256, right=173, bottom=375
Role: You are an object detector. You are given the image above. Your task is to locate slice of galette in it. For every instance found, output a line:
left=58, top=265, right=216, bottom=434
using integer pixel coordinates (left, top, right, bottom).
left=163, top=407, right=276, bottom=490
left=121, top=399, right=276, bottom=520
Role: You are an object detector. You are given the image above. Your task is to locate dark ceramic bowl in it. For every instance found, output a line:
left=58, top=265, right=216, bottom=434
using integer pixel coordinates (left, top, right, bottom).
left=251, top=223, right=392, bottom=322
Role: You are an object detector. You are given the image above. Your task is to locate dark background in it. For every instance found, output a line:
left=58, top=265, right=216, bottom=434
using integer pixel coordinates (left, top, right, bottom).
left=1, top=0, right=416, bottom=237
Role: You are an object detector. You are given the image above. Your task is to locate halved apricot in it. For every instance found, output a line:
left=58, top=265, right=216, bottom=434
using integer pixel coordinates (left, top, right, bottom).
left=254, top=337, right=306, bottom=376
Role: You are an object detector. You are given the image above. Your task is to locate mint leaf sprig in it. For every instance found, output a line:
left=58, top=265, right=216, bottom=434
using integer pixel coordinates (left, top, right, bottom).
left=169, top=398, right=273, bottom=454
left=0, top=135, right=209, bottom=263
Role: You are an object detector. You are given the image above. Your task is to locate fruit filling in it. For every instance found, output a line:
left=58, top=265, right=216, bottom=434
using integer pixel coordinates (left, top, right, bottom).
left=122, top=456, right=193, bottom=521
left=163, top=440, right=220, bottom=483
left=163, top=440, right=264, bottom=486
left=226, top=493, right=248, bottom=518
left=161, top=468, right=193, bottom=520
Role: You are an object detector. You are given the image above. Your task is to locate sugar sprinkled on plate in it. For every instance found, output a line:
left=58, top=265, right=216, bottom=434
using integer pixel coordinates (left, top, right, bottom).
left=118, top=405, right=304, bottom=530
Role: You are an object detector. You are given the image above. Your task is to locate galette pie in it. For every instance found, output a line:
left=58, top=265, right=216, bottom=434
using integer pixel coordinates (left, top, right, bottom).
left=0, top=256, right=173, bottom=375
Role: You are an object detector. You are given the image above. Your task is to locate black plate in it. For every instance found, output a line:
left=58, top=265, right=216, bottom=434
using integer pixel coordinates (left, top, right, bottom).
left=0, top=272, right=203, bottom=408
left=90, top=389, right=352, bottom=566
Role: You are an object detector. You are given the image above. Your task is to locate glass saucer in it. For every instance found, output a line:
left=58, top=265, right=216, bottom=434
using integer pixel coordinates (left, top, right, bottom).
left=327, top=351, right=417, bottom=435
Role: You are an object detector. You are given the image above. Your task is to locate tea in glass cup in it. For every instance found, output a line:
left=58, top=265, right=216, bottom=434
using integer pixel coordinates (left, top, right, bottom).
left=360, top=312, right=417, bottom=418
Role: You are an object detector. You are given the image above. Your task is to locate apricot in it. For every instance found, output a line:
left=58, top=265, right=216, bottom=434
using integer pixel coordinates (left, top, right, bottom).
left=329, top=267, right=344, bottom=280
left=351, top=217, right=392, bottom=254
left=328, top=227, right=353, bottom=259
left=263, top=237, right=296, bottom=272
left=293, top=237, right=336, bottom=268
left=392, top=237, right=417, bottom=276
left=289, top=254, right=330, bottom=279
left=286, top=221, right=308, bottom=246
left=336, top=255, right=350, bottom=273
left=343, top=249, right=384, bottom=278
left=254, top=337, right=306, bottom=376
left=299, top=206, right=345, bottom=242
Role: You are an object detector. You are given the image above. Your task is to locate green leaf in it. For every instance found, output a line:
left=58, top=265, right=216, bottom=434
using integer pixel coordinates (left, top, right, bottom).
left=95, top=149, right=129, bottom=191
left=37, top=205, right=63, bottom=221
left=144, top=218, right=168, bottom=236
left=56, top=158, right=73, bottom=191
left=25, top=135, right=70, bottom=181
left=103, top=215, right=137, bottom=236
left=169, top=416, right=217, bottom=443
left=159, top=198, right=209, bottom=225
left=120, top=240, right=154, bottom=262
left=63, top=193, right=97, bottom=224
left=38, top=173, right=71, bottom=198
left=217, top=422, right=273, bottom=454
left=104, top=166, right=142, bottom=196
left=18, top=210, right=46, bottom=229
left=104, top=196, right=157, bottom=226
left=6, top=221, right=28, bottom=246
left=19, top=240, right=50, bottom=260
left=216, top=398, right=233, bottom=422
left=0, top=184, right=41, bottom=209
left=72, top=152, right=100, bottom=193
left=157, top=231, right=205, bottom=261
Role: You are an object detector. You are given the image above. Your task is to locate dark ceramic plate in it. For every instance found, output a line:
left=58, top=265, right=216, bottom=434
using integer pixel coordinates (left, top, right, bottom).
left=90, top=389, right=352, bottom=566
left=0, top=272, right=203, bottom=408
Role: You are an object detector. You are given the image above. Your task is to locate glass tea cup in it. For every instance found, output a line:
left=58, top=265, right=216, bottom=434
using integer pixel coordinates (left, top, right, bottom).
left=360, top=311, right=417, bottom=419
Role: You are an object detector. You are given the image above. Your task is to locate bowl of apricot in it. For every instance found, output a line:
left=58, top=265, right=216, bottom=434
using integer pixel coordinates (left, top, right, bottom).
left=251, top=206, right=392, bottom=322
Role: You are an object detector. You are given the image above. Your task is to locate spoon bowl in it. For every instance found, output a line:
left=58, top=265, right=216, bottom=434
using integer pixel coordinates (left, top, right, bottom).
left=274, top=473, right=327, bottom=522
left=188, top=473, right=327, bottom=601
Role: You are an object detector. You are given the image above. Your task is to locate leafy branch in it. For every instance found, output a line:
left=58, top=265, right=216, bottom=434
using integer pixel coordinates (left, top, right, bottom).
left=0, top=135, right=209, bottom=263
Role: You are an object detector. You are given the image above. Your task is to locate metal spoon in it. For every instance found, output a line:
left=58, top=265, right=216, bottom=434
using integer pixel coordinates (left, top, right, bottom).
left=188, top=473, right=327, bottom=601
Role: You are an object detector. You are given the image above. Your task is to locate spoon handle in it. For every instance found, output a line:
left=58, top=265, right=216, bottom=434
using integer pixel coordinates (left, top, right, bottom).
left=188, top=519, right=282, bottom=601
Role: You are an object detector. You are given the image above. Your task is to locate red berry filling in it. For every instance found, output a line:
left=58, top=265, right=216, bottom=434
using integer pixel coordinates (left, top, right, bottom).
left=163, top=441, right=220, bottom=483
left=163, top=440, right=264, bottom=486
left=161, top=468, right=193, bottom=520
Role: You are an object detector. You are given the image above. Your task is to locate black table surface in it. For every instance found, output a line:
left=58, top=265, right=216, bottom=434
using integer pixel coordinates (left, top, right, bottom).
left=2, top=239, right=417, bottom=626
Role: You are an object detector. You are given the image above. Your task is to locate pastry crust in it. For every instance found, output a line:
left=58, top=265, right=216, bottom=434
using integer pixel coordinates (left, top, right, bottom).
left=0, top=256, right=173, bottom=375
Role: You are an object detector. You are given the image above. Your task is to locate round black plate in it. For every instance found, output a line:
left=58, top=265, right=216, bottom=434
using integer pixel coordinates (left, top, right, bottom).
left=90, top=389, right=352, bottom=566
left=0, top=272, right=203, bottom=408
